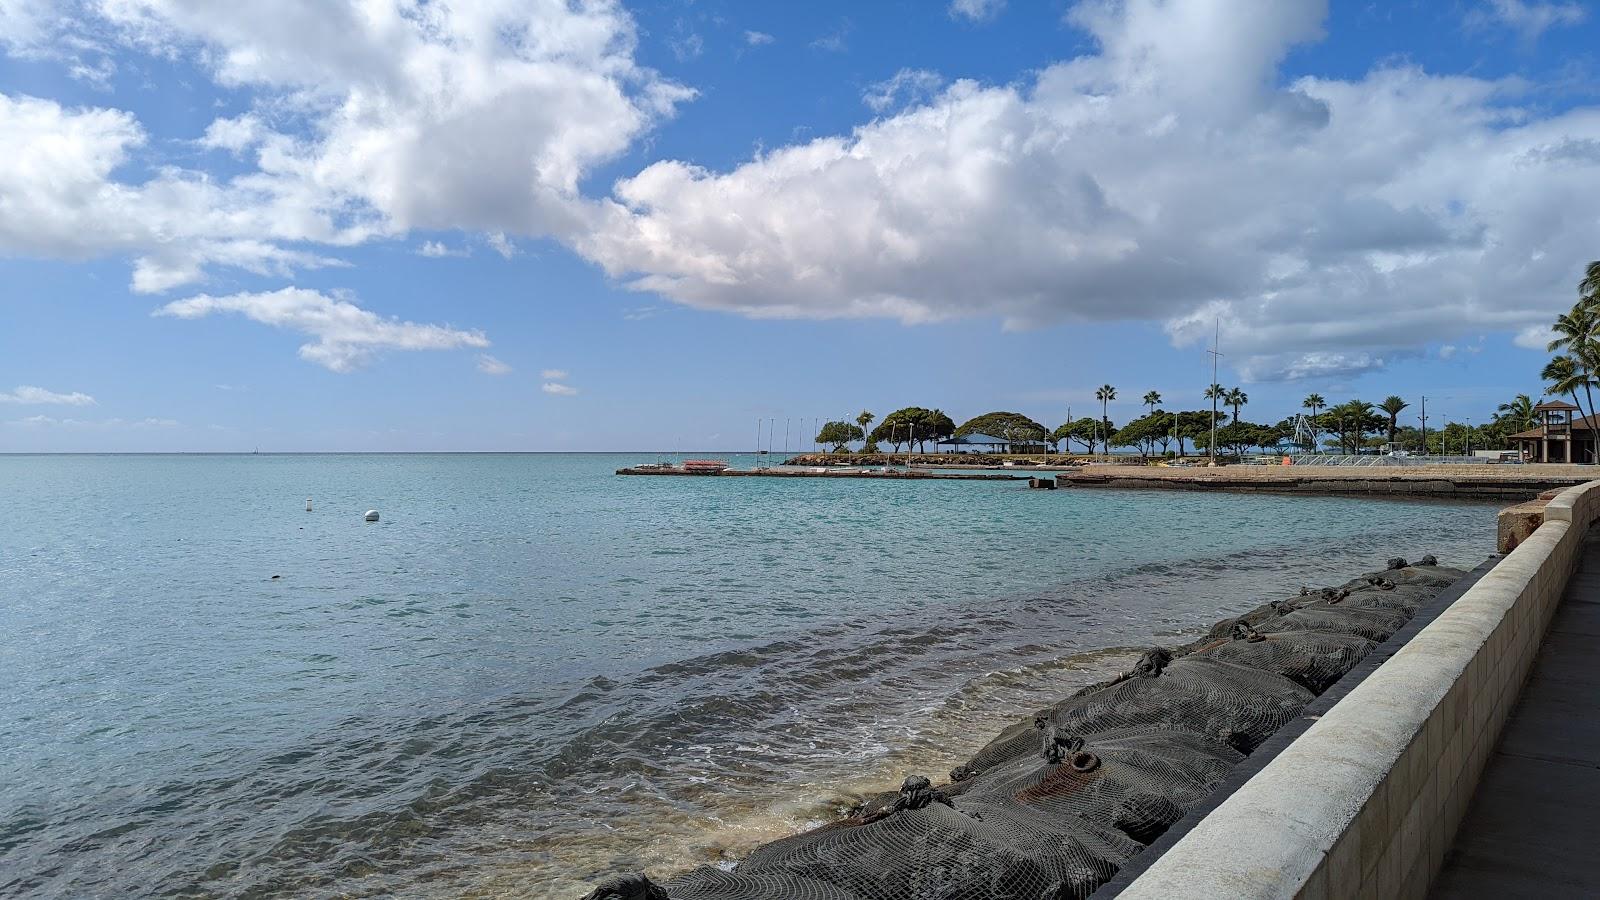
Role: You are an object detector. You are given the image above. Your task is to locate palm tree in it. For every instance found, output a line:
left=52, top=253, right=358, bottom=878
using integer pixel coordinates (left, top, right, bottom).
left=1542, top=356, right=1593, bottom=462
left=1142, top=391, right=1162, bottom=455
left=1496, top=394, right=1537, bottom=433
left=1095, top=385, right=1116, bottom=455
left=1224, top=387, right=1248, bottom=423
left=1379, top=396, right=1409, bottom=447
left=855, top=410, right=875, bottom=450
left=1302, top=393, right=1325, bottom=452
left=1579, top=259, right=1600, bottom=303
left=1548, top=301, right=1600, bottom=464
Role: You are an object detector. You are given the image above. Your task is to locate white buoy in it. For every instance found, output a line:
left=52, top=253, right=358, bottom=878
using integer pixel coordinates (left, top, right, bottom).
left=364, top=509, right=380, bottom=522
left=306, top=497, right=313, bottom=512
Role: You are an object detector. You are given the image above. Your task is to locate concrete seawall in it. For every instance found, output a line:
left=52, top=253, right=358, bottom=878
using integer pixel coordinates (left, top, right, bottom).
left=1111, top=479, right=1600, bottom=899
left=1060, top=465, right=1592, bottom=502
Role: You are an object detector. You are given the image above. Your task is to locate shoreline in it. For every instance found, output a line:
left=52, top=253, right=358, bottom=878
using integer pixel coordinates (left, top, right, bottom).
left=586, top=555, right=1474, bottom=899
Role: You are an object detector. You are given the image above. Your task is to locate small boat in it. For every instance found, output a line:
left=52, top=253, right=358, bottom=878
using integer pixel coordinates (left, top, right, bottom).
left=682, top=459, right=730, bottom=473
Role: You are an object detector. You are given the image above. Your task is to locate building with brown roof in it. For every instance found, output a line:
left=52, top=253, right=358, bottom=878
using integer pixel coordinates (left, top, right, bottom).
left=1508, top=400, right=1596, bottom=463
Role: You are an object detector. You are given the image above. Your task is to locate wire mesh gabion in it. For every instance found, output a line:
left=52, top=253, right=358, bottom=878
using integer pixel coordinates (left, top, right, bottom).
left=581, top=558, right=1465, bottom=900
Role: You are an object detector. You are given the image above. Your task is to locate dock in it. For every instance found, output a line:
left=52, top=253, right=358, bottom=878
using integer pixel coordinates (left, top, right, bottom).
left=615, top=466, right=1026, bottom=481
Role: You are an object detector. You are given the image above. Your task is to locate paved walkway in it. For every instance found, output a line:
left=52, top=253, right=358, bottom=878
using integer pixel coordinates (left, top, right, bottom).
left=1432, top=528, right=1600, bottom=898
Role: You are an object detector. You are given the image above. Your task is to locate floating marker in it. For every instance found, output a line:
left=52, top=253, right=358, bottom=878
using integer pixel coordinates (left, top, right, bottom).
left=364, top=509, right=380, bottom=522
left=306, top=497, right=313, bottom=512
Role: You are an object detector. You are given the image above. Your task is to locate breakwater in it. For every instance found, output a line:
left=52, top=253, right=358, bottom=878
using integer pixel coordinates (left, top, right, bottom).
left=616, top=466, right=1025, bottom=481
left=581, top=556, right=1470, bottom=899
left=1111, top=478, right=1600, bottom=899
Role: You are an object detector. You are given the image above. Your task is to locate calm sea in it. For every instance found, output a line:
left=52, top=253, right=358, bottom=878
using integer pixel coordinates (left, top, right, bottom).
left=0, top=453, right=1497, bottom=898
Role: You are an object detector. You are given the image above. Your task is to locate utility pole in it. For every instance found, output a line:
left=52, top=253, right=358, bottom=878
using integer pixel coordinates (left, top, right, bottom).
left=1207, top=321, right=1222, bottom=466
left=1418, top=397, right=1428, bottom=458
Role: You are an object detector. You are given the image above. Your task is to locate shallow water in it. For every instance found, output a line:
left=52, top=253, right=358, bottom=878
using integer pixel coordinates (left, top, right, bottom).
left=0, top=453, right=1498, bottom=897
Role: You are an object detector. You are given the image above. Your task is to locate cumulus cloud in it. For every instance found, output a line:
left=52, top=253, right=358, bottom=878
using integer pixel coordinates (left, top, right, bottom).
left=0, top=385, right=96, bottom=405
left=153, top=287, right=489, bottom=372
left=744, top=30, right=774, bottom=46
left=0, top=0, right=691, bottom=290
left=541, top=381, right=578, bottom=396
left=949, top=0, right=1005, bottom=23
left=1468, top=0, right=1585, bottom=45
left=540, top=368, right=569, bottom=380
left=576, top=0, right=1600, bottom=381
left=476, top=354, right=512, bottom=375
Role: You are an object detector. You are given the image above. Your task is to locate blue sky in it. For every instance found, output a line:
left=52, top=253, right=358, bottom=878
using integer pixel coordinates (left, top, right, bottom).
left=2, top=0, right=1598, bottom=451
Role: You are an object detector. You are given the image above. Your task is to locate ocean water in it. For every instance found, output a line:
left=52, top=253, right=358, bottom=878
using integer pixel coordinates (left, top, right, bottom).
left=0, top=453, right=1498, bottom=898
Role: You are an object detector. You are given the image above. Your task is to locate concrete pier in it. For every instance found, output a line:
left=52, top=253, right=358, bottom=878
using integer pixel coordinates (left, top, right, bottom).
left=1059, top=465, right=1593, bottom=501
left=615, top=466, right=1026, bottom=481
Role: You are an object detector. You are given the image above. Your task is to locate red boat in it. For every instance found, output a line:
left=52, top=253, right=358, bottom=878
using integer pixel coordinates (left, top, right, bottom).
left=681, top=459, right=730, bottom=473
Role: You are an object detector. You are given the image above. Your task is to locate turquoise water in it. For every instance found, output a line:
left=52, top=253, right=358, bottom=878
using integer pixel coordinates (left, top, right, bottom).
left=0, top=454, right=1497, bottom=897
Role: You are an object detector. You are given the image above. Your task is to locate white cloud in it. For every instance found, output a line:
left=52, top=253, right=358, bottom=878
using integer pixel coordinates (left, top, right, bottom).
left=0, top=0, right=692, bottom=290
left=1514, top=325, right=1555, bottom=349
left=540, top=368, right=569, bottom=380
left=541, top=381, right=578, bottom=396
left=949, top=0, right=1005, bottom=23
left=0, top=384, right=96, bottom=405
left=669, top=30, right=702, bottom=62
left=1439, top=344, right=1457, bottom=359
left=417, top=240, right=469, bottom=258
left=5, top=414, right=176, bottom=427
left=197, top=113, right=263, bottom=154
left=1468, top=0, right=1585, bottom=45
left=810, top=23, right=848, bottom=53
left=153, top=287, right=489, bottom=372
left=576, top=0, right=1600, bottom=381
left=486, top=232, right=518, bottom=259
left=477, top=354, right=512, bottom=375
left=863, top=68, right=944, bottom=113
left=744, top=30, right=774, bottom=46
left=0, top=92, right=353, bottom=292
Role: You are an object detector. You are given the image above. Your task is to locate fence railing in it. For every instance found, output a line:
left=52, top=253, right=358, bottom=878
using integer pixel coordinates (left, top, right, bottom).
left=1285, top=454, right=1498, bottom=466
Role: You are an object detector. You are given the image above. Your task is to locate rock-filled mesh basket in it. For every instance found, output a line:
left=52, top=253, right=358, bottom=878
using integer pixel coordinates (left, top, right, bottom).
left=582, top=557, right=1463, bottom=900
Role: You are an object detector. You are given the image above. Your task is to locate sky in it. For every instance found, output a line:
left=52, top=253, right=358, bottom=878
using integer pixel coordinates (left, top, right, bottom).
left=2, top=0, right=1599, bottom=452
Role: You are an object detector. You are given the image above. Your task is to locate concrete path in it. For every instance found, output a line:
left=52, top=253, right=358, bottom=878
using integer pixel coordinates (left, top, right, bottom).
left=1432, top=527, right=1600, bottom=898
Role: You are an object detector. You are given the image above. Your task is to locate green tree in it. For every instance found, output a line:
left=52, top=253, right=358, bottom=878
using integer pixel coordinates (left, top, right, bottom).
left=1095, top=384, right=1117, bottom=454
left=1495, top=394, right=1537, bottom=433
left=1326, top=400, right=1382, bottom=455
left=1541, top=356, right=1591, bottom=461
left=1548, top=288, right=1600, bottom=463
left=1224, top=387, right=1248, bottom=423
left=870, top=407, right=954, bottom=453
left=1053, top=417, right=1102, bottom=453
left=954, top=411, right=1049, bottom=451
left=1379, top=395, right=1409, bottom=447
left=816, top=421, right=865, bottom=452
left=1140, top=391, right=1163, bottom=454
left=1302, top=393, right=1325, bottom=452
left=855, top=410, right=877, bottom=452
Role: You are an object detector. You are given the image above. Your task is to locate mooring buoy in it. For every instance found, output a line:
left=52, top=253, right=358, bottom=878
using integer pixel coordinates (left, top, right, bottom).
left=306, top=497, right=313, bottom=512
left=364, top=509, right=380, bottom=522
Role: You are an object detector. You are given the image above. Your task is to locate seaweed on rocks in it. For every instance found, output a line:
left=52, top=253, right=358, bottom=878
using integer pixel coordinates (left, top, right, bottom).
left=582, top=558, right=1467, bottom=900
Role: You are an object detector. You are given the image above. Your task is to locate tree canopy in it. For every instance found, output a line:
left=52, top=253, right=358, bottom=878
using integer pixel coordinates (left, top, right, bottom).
left=954, top=411, right=1048, bottom=443
left=869, top=407, right=955, bottom=452
left=816, top=420, right=865, bottom=451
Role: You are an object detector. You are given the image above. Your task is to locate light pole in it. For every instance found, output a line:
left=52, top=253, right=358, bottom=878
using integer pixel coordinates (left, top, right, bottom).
left=1207, top=321, right=1223, bottom=467
left=1418, top=396, right=1428, bottom=458
left=1467, top=417, right=1472, bottom=457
